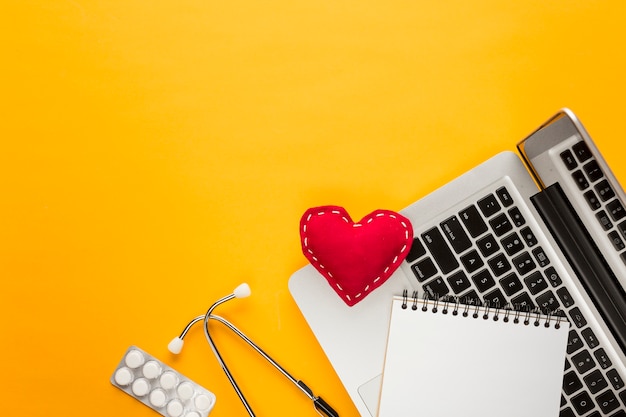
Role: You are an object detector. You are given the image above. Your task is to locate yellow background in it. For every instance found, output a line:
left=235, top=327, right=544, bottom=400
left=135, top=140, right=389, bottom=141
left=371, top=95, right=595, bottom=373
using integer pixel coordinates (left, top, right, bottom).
left=2, top=1, right=626, bottom=416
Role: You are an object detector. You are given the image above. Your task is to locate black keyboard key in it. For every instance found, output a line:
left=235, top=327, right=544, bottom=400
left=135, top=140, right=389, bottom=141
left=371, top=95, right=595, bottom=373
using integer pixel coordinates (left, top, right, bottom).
left=532, top=246, right=550, bottom=267
left=405, top=237, right=426, bottom=262
left=571, top=390, right=595, bottom=414
left=440, top=216, right=472, bottom=254
left=489, top=213, right=513, bottom=237
left=567, top=330, right=584, bottom=354
left=620, top=390, right=626, bottom=408
left=561, top=149, right=578, bottom=170
left=536, top=290, right=560, bottom=314
left=596, top=210, right=613, bottom=231
left=508, top=206, right=525, bottom=227
left=596, top=179, right=615, bottom=201
left=487, top=253, right=511, bottom=277
left=606, top=369, right=625, bottom=390
left=511, top=292, right=534, bottom=311
left=582, top=328, right=600, bottom=349
left=572, top=170, right=590, bottom=190
left=447, top=270, right=471, bottom=294
left=584, top=190, right=602, bottom=210
left=499, top=273, right=523, bottom=296
left=584, top=160, right=604, bottom=182
left=545, top=266, right=562, bottom=287
left=593, top=348, right=612, bottom=370
left=512, top=252, right=536, bottom=275
left=423, top=277, right=450, bottom=299
left=472, top=269, right=496, bottom=293
left=483, top=288, right=506, bottom=308
left=573, top=141, right=593, bottom=162
left=411, top=258, right=438, bottom=282
left=570, top=307, right=588, bottom=328
left=477, top=234, right=499, bottom=257
left=459, top=205, right=488, bottom=238
left=460, top=249, right=484, bottom=274
left=608, top=231, right=625, bottom=251
left=608, top=199, right=626, bottom=221
left=520, top=226, right=538, bottom=247
left=556, top=286, right=575, bottom=308
left=597, top=390, right=619, bottom=413
left=460, top=289, right=482, bottom=306
left=496, top=186, right=514, bottom=207
left=610, top=410, right=626, bottom=417
left=501, top=232, right=524, bottom=256
left=563, top=370, right=583, bottom=394
left=572, top=350, right=596, bottom=374
left=525, top=271, right=548, bottom=295
left=422, top=227, right=459, bottom=274
left=477, top=194, right=501, bottom=217
left=584, top=369, right=608, bottom=394
left=565, top=358, right=571, bottom=370
left=618, top=220, right=626, bottom=240
left=559, top=407, right=575, bottom=417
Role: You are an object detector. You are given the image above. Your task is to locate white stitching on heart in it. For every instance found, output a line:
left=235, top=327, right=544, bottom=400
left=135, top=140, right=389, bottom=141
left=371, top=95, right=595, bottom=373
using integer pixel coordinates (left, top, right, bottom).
left=302, top=208, right=413, bottom=305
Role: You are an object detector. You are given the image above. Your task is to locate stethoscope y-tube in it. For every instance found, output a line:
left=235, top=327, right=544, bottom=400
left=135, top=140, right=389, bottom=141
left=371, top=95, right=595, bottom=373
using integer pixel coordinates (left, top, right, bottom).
left=168, top=283, right=339, bottom=417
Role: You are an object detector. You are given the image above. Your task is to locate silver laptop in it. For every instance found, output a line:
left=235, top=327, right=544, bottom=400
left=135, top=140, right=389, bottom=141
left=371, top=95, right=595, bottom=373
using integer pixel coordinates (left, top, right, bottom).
left=289, top=109, right=626, bottom=417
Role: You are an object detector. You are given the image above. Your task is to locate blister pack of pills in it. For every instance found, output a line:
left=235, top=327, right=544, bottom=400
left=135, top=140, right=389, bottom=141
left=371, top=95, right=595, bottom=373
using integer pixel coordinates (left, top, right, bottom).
left=111, top=346, right=216, bottom=417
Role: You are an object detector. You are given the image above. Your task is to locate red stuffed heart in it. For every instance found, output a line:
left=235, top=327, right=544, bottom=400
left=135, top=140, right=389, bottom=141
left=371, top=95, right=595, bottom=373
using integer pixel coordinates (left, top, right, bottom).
left=300, top=206, right=413, bottom=306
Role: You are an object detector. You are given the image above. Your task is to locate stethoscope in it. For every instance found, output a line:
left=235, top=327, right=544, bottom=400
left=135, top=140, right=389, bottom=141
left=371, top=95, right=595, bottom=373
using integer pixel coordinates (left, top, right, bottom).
left=168, top=283, right=339, bottom=417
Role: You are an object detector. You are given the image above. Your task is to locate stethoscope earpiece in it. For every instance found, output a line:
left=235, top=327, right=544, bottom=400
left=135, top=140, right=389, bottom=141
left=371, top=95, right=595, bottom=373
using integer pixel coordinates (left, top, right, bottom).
left=170, top=283, right=338, bottom=417
left=167, top=337, right=184, bottom=355
left=233, top=283, right=251, bottom=299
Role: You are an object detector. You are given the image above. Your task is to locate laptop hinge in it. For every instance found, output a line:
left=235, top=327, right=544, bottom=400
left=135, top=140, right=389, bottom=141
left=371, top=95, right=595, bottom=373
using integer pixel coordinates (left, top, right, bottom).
left=532, top=183, right=626, bottom=354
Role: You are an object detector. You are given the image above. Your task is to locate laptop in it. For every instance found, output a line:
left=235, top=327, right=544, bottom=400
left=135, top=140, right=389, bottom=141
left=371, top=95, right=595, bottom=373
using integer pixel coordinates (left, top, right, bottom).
left=289, top=109, right=626, bottom=417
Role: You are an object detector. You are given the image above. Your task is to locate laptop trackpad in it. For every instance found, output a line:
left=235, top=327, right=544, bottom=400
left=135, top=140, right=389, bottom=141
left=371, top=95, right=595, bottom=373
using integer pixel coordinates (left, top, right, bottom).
left=357, top=374, right=382, bottom=417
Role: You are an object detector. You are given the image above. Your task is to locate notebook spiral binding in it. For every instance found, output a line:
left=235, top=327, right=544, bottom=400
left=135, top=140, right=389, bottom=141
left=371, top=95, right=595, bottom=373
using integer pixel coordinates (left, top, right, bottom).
left=400, top=290, right=565, bottom=329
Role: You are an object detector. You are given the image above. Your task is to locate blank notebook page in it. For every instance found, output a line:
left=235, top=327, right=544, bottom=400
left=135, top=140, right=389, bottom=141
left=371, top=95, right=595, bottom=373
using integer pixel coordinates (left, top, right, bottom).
left=377, top=296, right=569, bottom=417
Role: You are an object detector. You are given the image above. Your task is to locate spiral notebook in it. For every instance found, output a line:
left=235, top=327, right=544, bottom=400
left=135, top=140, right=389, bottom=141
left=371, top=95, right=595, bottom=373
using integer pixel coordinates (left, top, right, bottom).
left=377, top=294, right=570, bottom=417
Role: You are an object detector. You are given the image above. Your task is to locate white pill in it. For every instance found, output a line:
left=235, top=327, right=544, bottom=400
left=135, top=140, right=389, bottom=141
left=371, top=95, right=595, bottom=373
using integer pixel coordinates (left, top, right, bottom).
left=160, top=371, right=178, bottom=390
left=194, top=394, right=213, bottom=410
left=142, top=360, right=161, bottom=379
left=166, top=399, right=184, bottom=417
left=114, top=367, right=134, bottom=386
left=177, top=381, right=194, bottom=400
left=131, top=378, right=150, bottom=397
left=125, top=349, right=145, bottom=369
left=149, top=388, right=167, bottom=408
left=185, top=412, right=200, bottom=417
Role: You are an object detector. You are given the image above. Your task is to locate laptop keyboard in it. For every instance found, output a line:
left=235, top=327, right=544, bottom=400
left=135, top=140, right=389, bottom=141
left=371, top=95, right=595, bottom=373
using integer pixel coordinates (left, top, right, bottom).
left=404, top=184, right=626, bottom=416
left=560, top=141, right=626, bottom=267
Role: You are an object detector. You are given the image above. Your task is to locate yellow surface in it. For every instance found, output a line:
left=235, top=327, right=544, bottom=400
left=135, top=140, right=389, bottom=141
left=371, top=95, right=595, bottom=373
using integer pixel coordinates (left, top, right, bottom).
left=2, top=1, right=626, bottom=416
